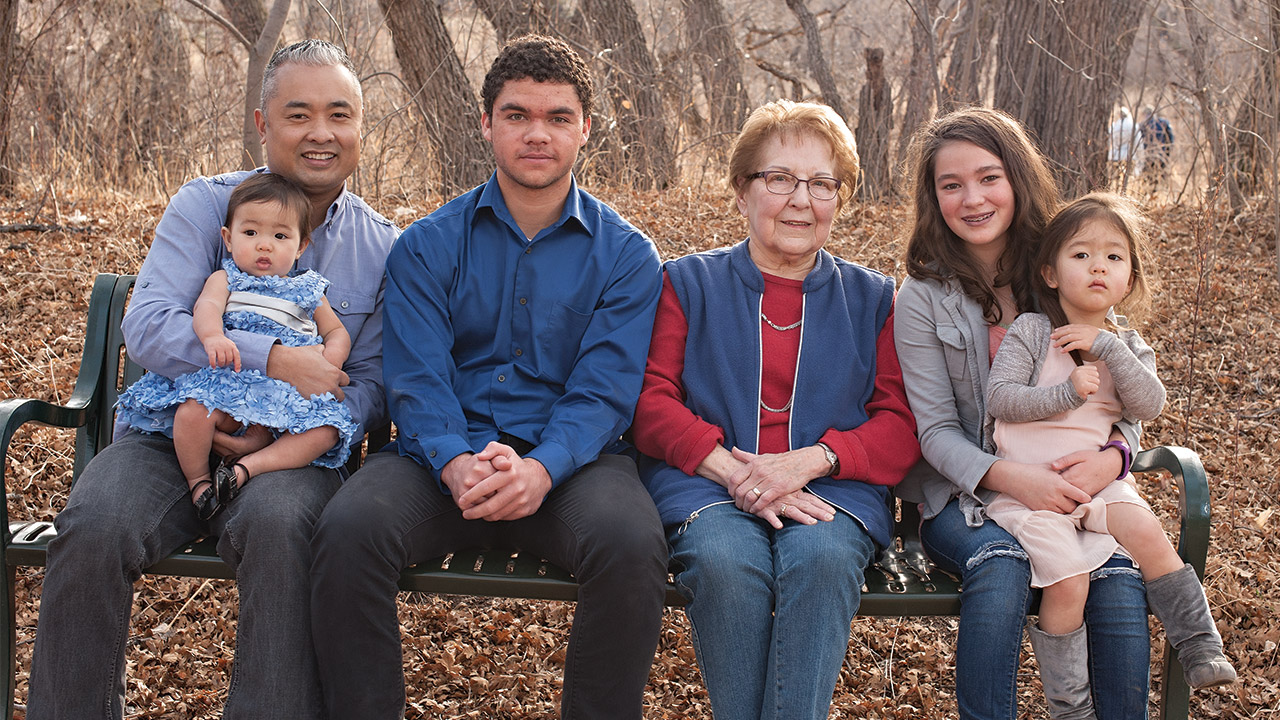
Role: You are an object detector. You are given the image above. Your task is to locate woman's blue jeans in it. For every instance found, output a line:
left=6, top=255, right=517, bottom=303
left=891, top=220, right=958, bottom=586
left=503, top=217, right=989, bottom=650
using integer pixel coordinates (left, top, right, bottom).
left=668, top=503, right=876, bottom=720
left=921, top=498, right=1151, bottom=720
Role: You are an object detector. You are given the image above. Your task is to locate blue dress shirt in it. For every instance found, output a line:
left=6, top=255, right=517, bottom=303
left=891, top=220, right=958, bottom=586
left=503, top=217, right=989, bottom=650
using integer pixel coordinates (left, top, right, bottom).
left=117, top=168, right=399, bottom=441
left=383, top=173, right=662, bottom=488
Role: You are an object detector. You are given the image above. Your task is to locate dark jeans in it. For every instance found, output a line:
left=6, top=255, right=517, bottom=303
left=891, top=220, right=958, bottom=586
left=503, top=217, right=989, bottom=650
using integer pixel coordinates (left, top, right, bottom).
left=310, top=451, right=668, bottom=719
left=28, top=431, right=341, bottom=720
left=922, top=498, right=1151, bottom=720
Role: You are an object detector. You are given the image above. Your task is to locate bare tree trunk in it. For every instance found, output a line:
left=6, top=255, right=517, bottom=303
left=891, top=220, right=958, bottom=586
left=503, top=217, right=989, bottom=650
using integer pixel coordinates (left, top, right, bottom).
left=941, top=0, right=995, bottom=109
left=1269, top=0, right=1280, bottom=281
left=380, top=0, right=491, bottom=195
left=129, top=5, right=190, bottom=180
left=0, top=0, right=19, bottom=193
left=783, top=0, right=846, bottom=120
left=186, top=0, right=290, bottom=168
left=581, top=0, right=676, bottom=188
left=680, top=0, right=750, bottom=146
left=220, top=0, right=265, bottom=41
left=897, top=0, right=940, bottom=171
left=856, top=48, right=892, bottom=200
left=993, top=0, right=1146, bottom=194
left=473, top=0, right=590, bottom=45
left=1182, top=1, right=1244, bottom=213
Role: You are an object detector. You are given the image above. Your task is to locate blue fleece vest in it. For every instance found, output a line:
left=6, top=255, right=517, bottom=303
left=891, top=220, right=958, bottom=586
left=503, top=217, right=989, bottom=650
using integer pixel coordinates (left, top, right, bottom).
left=638, top=240, right=897, bottom=547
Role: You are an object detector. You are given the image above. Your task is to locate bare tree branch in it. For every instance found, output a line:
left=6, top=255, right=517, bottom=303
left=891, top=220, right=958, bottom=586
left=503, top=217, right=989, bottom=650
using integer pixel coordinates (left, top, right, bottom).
left=181, top=0, right=251, bottom=49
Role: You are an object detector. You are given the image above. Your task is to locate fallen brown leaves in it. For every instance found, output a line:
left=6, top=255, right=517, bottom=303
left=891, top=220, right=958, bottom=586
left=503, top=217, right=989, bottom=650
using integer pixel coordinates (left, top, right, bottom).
left=2, top=185, right=1276, bottom=718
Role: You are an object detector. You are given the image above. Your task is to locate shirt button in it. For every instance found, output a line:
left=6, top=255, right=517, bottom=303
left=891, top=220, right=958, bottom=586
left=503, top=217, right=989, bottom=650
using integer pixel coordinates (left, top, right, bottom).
left=525, top=248, right=532, bottom=254
left=514, top=348, right=523, bottom=357
left=519, top=297, right=527, bottom=305
left=498, top=374, right=506, bottom=382
left=429, top=450, right=437, bottom=458
left=340, top=300, right=349, bottom=309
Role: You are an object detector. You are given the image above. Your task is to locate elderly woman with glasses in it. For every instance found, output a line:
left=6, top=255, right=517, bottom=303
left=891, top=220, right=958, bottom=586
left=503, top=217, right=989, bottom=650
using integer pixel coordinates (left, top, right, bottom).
left=632, top=99, right=921, bottom=719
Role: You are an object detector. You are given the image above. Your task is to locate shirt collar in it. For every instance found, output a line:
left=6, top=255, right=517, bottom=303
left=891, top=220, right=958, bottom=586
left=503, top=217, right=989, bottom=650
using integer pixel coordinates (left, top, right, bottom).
left=475, top=172, right=591, bottom=241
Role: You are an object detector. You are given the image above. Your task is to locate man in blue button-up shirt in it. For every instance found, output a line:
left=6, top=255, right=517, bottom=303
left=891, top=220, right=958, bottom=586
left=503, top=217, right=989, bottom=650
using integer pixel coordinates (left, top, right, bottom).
left=311, top=35, right=666, bottom=719
left=28, top=41, right=399, bottom=720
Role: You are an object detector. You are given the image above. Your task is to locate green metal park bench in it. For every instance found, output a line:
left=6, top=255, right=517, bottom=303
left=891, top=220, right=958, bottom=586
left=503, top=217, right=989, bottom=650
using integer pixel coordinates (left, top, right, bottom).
left=0, top=273, right=1209, bottom=719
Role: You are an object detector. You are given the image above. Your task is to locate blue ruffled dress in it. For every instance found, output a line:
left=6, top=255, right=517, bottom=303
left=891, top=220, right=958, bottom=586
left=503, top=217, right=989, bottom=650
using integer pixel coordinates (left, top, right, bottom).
left=115, top=259, right=358, bottom=467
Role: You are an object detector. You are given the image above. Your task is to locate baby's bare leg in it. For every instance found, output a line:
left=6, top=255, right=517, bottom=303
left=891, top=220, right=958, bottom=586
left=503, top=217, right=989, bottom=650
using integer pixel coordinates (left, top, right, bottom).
left=1106, top=503, right=1185, bottom=581
left=173, top=399, right=226, bottom=499
left=229, top=426, right=342, bottom=487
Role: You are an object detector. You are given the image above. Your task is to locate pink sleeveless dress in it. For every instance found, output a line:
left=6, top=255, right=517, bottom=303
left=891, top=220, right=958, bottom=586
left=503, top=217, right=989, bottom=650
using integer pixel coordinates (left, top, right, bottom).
left=986, top=345, right=1153, bottom=588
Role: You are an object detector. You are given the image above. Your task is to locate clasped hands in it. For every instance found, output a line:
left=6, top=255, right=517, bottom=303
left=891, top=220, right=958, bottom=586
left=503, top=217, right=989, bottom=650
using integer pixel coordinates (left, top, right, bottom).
left=441, top=442, right=553, bottom=522
left=699, top=445, right=835, bottom=529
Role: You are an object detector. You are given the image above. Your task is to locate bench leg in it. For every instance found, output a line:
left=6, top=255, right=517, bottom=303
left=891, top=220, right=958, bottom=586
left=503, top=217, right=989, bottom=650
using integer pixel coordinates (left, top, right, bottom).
left=1159, top=639, right=1191, bottom=720
left=3, top=564, right=16, bottom=720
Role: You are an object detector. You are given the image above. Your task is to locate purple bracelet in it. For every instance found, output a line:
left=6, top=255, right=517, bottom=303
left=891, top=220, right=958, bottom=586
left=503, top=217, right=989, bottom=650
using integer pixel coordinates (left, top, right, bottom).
left=1102, top=440, right=1132, bottom=480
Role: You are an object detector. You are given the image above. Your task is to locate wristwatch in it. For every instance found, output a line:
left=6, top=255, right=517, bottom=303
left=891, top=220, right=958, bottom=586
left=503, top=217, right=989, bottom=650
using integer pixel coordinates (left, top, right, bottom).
left=816, top=442, right=839, bottom=477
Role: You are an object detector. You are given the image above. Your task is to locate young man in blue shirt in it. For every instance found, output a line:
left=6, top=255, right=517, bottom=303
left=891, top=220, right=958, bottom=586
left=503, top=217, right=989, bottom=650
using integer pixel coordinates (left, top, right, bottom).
left=28, top=40, right=399, bottom=719
left=310, top=35, right=667, bottom=719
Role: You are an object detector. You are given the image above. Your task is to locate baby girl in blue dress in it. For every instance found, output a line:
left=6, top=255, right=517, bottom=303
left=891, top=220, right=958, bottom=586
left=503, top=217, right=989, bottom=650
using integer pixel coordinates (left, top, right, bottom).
left=116, top=173, right=358, bottom=520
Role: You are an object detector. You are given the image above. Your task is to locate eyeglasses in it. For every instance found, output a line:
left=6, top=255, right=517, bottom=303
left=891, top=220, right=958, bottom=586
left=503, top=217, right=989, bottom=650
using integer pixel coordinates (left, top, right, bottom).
left=747, top=171, right=842, bottom=201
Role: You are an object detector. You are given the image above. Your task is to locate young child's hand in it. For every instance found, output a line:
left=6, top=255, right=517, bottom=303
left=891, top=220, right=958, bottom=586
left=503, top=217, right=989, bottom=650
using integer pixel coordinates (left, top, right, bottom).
left=205, top=336, right=241, bottom=371
left=1051, top=323, right=1101, bottom=355
left=319, top=342, right=344, bottom=369
left=1069, top=365, right=1100, bottom=400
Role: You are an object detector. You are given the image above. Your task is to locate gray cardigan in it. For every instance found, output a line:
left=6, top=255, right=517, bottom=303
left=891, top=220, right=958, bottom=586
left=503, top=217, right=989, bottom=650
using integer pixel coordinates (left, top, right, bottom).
left=988, top=312, right=1164, bottom=425
left=892, top=275, right=1142, bottom=522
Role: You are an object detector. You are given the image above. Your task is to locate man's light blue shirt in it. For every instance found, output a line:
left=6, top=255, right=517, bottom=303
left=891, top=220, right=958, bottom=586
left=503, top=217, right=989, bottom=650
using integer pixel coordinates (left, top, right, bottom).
left=383, top=173, right=662, bottom=488
left=116, top=168, right=399, bottom=441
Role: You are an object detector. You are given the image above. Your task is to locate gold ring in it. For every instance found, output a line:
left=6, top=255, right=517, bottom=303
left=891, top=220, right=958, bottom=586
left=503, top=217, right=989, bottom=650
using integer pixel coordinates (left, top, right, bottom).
left=751, top=487, right=762, bottom=497
left=780, top=504, right=789, bottom=517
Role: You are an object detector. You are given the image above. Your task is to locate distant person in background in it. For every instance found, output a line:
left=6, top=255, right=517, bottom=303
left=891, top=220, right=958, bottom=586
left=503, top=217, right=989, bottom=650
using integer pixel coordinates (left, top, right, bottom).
left=1139, top=105, right=1174, bottom=186
left=1109, top=106, right=1143, bottom=187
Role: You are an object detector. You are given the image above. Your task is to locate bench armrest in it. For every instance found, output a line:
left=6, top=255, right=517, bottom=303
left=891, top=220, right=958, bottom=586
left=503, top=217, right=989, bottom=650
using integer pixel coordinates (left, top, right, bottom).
left=1132, top=445, right=1211, bottom=578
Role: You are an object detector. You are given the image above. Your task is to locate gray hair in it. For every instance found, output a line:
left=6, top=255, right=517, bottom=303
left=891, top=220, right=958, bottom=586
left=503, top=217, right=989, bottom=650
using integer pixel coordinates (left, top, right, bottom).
left=260, top=39, right=361, bottom=110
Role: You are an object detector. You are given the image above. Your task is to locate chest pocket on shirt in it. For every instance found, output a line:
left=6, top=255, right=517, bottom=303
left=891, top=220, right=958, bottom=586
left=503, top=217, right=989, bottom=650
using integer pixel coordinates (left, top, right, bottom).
left=326, top=287, right=377, bottom=338
left=538, top=301, right=593, bottom=384
left=936, top=324, right=970, bottom=382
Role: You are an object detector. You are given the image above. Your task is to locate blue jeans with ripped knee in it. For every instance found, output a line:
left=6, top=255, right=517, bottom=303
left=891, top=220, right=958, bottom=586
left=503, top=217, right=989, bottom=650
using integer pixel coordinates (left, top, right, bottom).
left=922, top=498, right=1150, bottom=720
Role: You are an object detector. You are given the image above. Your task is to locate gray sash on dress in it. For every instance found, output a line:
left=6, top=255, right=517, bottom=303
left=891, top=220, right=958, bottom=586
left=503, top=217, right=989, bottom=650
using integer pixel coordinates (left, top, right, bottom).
left=226, top=291, right=318, bottom=336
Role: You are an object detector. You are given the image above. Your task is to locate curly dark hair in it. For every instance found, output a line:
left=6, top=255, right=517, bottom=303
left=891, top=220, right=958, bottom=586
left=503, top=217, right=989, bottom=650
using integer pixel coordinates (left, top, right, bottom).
left=481, top=34, right=593, bottom=117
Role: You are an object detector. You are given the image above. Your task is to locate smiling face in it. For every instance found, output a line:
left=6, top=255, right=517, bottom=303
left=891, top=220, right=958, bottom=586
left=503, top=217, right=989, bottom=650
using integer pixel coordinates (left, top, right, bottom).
left=254, top=62, right=362, bottom=210
left=933, top=140, right=1016, bottom=266
left=737, top=132, right=838, bottom=278
left=1041, top=217, right=1134, bottom=324
left=221, top=200, right=308, bottom=278
left=482, top=77, right=590, bottom=196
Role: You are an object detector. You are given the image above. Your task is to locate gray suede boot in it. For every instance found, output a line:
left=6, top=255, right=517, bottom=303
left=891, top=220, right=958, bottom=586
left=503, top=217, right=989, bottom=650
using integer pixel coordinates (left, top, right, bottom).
left=1027, top=622, right=1099, bottom=720
left=1146, top=563, right=1238, bottom=688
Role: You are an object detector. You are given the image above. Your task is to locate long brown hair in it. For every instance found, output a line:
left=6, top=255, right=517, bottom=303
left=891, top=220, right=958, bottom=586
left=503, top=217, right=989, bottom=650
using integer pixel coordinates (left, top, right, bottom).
left=903, top=107, right=1061, bottom=324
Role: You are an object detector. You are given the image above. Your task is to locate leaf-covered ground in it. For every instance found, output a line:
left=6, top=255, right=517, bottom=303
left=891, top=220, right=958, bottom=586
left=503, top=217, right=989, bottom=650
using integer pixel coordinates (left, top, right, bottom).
left=1, top=185, right=1276, bottom=718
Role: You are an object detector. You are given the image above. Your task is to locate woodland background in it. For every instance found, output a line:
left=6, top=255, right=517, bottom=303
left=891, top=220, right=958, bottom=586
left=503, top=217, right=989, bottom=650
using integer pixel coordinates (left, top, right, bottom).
left=1, top=0, right=1278, bottom=717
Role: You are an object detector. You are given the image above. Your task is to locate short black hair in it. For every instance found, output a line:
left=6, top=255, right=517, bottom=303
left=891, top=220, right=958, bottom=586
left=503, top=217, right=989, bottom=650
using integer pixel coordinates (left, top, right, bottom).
left=225, top=173, right=312, bottom=244
left=481, top=34, right=593, bottom=117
